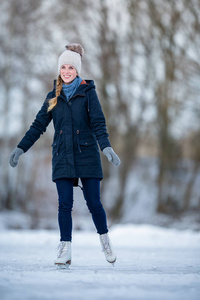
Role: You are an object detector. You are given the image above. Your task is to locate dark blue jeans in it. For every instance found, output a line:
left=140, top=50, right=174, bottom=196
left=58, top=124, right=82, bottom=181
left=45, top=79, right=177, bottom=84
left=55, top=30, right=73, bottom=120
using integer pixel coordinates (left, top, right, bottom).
left=55, top=178, right=108, bottom=241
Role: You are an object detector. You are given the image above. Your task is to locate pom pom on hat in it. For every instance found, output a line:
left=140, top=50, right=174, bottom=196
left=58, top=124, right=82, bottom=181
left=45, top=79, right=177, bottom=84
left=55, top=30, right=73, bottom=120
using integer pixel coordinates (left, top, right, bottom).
left=65, top=43, right=84, bottom=58
left=58, top=43, right=84, bottom=75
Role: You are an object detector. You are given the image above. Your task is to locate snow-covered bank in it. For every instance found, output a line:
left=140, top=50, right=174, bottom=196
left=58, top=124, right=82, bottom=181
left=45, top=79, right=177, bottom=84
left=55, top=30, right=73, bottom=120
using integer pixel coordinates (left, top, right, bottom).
left=0, top=224, right=200, bottom=300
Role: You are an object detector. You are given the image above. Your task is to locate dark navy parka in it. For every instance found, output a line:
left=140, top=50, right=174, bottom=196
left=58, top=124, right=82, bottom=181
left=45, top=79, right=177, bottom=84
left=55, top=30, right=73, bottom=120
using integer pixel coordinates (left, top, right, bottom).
left=17, top=80, right=111, bottom=182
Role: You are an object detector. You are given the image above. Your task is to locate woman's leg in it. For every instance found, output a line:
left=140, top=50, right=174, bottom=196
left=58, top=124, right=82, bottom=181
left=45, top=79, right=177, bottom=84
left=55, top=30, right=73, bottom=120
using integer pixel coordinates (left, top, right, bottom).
left=55, top=178, right=74, bottom=241
left=81, top=178, right=108, bottom=234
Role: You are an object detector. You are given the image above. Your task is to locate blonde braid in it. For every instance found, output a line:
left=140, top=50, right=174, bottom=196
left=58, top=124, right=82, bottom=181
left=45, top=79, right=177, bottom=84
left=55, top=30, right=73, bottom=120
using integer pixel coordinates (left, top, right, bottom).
left=47, top=75, right=63, bottom=112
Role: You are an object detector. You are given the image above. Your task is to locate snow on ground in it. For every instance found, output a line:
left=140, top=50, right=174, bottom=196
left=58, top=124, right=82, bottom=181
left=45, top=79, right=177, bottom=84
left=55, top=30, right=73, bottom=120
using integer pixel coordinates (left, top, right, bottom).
left=0, top=224, right=200, bottom=300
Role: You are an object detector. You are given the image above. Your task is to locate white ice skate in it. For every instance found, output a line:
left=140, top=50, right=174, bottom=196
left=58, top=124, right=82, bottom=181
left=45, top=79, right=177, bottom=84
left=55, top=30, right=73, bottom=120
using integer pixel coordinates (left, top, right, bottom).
left=99, top=233, right=116, bottom=265
left=54, top=241, right=71, bottom=268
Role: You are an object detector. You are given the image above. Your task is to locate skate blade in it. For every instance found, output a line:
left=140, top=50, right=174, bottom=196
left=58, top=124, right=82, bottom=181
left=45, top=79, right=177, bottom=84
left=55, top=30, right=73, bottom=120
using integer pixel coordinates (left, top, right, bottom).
left=55, top=263, right=70, bottom=270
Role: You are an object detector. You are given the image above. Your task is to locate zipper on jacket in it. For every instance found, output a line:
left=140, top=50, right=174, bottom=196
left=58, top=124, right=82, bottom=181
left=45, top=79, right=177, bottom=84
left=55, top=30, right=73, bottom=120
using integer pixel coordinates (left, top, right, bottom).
left=56, top=130, right=63, bottom=155
left=76, top=130, right=81, bottom=153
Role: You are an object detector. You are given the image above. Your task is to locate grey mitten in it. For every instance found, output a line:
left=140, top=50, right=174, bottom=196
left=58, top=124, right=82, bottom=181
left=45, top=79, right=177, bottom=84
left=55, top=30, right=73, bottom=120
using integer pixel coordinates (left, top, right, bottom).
left=103, top=147, right=121, bottom=167
left=9, top=147, right=24, bottom=167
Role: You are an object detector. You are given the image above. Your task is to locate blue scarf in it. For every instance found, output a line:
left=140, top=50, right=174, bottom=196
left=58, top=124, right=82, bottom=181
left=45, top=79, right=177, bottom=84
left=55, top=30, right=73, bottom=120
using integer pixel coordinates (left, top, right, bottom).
left=62, top=76, right=82, bottom=100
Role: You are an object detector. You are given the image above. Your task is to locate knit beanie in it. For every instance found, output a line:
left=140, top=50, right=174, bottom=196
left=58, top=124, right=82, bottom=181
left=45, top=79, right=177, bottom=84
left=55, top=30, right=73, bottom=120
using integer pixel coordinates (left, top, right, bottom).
left=58, top=43, right=84, bottom=76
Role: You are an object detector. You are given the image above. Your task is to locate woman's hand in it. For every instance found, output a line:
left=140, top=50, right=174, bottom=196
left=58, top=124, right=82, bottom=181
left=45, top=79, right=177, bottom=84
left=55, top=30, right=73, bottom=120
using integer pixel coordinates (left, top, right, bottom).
left=9, top=148, right=24, bottom=167
left=103, top=147, right=121, bottom=167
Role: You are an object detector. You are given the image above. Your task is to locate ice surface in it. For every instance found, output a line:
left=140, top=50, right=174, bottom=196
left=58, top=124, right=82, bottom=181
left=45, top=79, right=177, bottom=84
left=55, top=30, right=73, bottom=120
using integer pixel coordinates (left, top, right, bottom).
left=0, top=224, right=200, bottom=300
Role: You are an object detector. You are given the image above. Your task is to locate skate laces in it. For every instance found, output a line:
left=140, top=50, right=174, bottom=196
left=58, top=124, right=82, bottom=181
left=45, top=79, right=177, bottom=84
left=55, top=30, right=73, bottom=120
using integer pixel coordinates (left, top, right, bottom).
left=57, top=241, right=70, bottom=258
left=101, top=235, right=112, bottom=255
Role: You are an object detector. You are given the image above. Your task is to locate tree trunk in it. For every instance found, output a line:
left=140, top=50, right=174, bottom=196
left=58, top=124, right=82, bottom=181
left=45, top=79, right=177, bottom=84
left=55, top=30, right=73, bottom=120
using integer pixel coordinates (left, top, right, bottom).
left=182, top=162, right=200, bottom=212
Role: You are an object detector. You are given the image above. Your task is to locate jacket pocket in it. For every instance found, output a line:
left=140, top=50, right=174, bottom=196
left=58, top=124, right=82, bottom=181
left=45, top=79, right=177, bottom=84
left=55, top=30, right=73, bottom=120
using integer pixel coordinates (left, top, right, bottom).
left=76, top=130, right=96, bottom=153
left=79, top=139, right=96, bottom=146
left=52, top=130, right=63, bottom=156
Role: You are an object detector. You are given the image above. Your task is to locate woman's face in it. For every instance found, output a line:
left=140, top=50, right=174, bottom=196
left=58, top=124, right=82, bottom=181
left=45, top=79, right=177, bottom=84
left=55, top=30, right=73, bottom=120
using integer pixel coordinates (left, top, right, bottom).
left=60, top=64, right=78, bottom=84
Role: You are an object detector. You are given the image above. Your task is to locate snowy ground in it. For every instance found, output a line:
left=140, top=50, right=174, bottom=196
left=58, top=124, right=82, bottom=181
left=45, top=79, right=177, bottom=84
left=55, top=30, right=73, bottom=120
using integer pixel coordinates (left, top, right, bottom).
left=0, top=224, right=200, bottom=300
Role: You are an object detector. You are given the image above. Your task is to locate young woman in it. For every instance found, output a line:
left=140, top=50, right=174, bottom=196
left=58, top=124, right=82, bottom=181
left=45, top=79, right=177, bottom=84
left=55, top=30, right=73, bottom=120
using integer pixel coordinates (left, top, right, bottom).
left=9, top=43, right=120, bottom=267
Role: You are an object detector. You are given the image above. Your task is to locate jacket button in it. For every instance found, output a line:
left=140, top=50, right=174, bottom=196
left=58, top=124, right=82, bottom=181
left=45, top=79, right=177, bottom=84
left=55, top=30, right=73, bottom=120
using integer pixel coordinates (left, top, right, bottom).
left=76, top=130, right=79, bottom=134
left=60, top=130, right=63, bottom=134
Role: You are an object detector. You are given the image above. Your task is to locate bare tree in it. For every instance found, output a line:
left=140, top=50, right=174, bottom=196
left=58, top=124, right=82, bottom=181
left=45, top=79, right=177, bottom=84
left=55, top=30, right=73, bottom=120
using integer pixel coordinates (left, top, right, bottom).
left=147, top=0, right=200, bottom=214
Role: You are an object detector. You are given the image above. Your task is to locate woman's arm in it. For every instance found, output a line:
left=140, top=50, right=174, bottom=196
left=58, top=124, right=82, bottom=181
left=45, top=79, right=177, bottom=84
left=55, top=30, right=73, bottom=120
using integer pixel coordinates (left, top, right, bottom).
left=87, top=88, right=111, bottom=151
left=88, top=88, right=120, bottom=167
left=17, top=93, right=53, bottom=152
